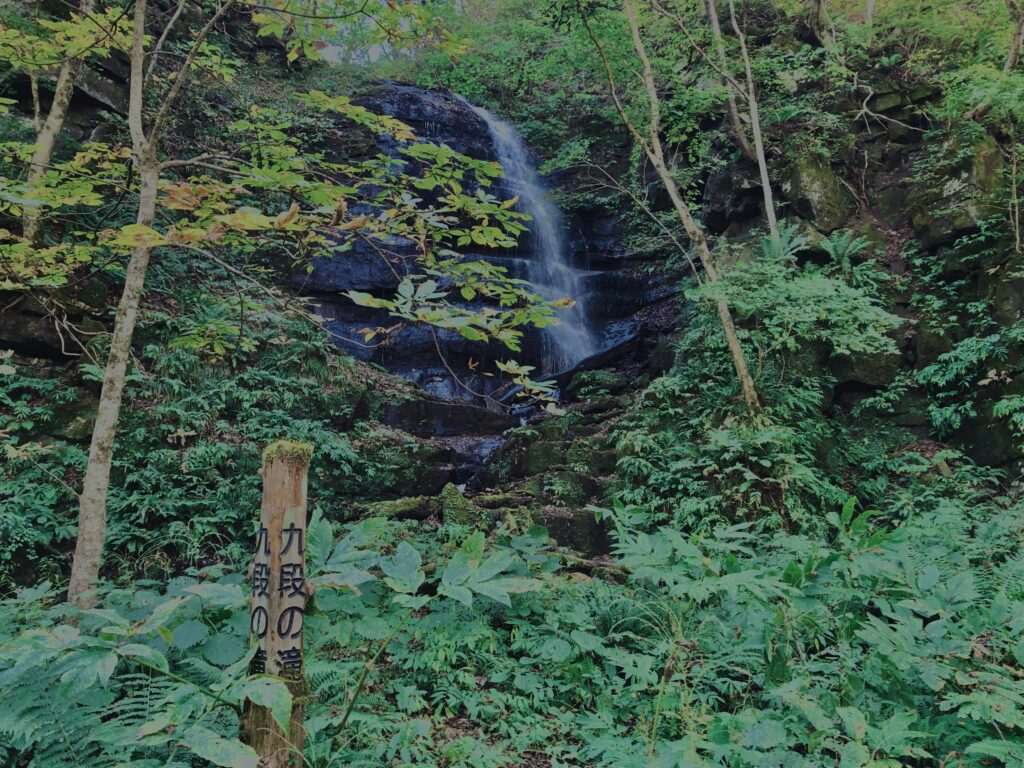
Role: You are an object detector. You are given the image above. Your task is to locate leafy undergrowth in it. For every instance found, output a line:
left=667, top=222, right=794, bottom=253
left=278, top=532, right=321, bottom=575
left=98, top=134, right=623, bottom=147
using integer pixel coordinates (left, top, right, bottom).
left=0, top=255, right=438, bottom=587
left=2, top=476, right=1023, bottom=767
left=4, top=234, right=1024, bottom=766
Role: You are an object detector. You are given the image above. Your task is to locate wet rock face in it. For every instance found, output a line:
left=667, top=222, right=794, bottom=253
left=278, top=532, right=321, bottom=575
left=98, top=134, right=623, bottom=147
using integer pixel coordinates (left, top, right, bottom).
left=300, top=81, right=678, bottom=403
left=360, top=81, right=494, bottom=160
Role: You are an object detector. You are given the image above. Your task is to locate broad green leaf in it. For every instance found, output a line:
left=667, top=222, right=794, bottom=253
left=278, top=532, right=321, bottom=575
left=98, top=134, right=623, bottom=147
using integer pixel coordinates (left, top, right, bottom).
left=201, top=634, right=246, bottom=666
left=107, top=224, right=168, bottom=248
left=60, top=649, right=119, bottom=691
left=118, top=643, right=169, bottom=671
left=181, top=725, right=259, bottom=768
left=235, top=676, right=293, bottom=732
left=171, top=620, right=209, bottom=651
left=380, top=542, right=424, bottom=594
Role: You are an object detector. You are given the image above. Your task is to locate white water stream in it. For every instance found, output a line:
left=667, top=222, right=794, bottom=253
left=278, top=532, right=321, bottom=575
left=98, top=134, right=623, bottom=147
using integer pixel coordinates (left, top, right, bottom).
left=467, top=104, right=599, bottom=372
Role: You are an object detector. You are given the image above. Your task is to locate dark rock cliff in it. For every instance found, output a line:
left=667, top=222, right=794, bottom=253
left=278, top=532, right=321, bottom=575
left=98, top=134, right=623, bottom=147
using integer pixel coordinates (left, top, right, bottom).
left=296, top=81, right=677, bottom=403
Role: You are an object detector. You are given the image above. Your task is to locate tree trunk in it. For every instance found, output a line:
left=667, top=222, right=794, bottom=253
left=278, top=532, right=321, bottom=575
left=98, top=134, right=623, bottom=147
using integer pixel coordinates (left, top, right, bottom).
left=23, top=0, right=97, bottom=244
left=704, top=0, right=756, bottom=162
left=1006, top=6, right=1024, bottom=71
left=67, top=0, right=239, bottom=606
left=969, top=4, right=1024, bottom=120
left=725, top=0, right=780, bottom=251
left=621, top=0, right=761, bottom=412
left=864, top=0, right=876, bottom=42
left=807, top=0, right=834, bottom=48
left=656, top=158, right=761, bottom=412
left=66, top=163, right=158, bottom=608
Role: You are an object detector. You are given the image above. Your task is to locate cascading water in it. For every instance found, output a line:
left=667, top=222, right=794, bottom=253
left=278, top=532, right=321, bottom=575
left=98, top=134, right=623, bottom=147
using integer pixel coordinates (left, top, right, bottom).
left=466, top=103, right=599, bottom=373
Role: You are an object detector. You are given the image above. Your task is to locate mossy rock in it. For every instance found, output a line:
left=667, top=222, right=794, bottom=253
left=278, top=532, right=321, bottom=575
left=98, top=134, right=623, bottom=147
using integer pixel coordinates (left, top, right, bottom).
left=872, top=92, right=903, bottom=112
left=542, top=470, right=599, bottom=508
left=954, top=406, right=1023, bottom=466
left=534, top=505, right=610, bottom=556
left=518, top=440, right=566, bottom=475
left=911, top=197, right=979, bottom=250
left=566, top=441, right=618, bottom=475
left=829, top=350, right=901, bottom=388
left=785, top=340, right=829, bottom=379
left=915, top=324, right=955, bottom=366
left=992, top=276, right=1024, bottom=325
left=852, top=219, right=888, bottom=254
left=381, top=442, right=455, bottom=498
left=488, top=504, right=535, bottom=534
left=474, top=492, right=527, bottom=509
left=56, top=277, right=108, bottom=311
left=565, top=423, right=601, bottom=440
left=518, top=475, right=545, bottom=500
left=909, top=134, right=1005, bottom=249
left=534, top=416, right=575, bottom=441
left=971, top=135, right=1003, bottom=195
left=650, top=337, right=677, bottom=376
left=361, top=495, right=437, bottom=519
left=564, top=370, right=630, bottom=401
left=47, top=394, right=98, bottom=441
left=439, top=482, right=482, bottom=525
left=870, top=186, right=908, bottom=228
left=887, top=390, right=930, bottom=428
left=784, top=156, right=854, bottom=233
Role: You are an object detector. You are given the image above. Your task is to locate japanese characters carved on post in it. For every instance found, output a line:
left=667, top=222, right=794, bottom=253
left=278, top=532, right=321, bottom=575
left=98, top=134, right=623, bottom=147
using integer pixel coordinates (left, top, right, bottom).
left=242, top=440, right=314, bottom=768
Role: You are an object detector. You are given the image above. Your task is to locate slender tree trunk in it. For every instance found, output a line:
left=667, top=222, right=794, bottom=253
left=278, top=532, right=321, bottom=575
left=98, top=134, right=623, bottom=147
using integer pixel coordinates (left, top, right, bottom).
left=969, top=3, right=1024, bottom=120
left=704, top=0, right=756, bottom=162
left=67, top=0, right=153, bottom=608
left=67, top=164, right=157, bottom=607
left=67, top=0, right=237, bottom=606
left=1008, top=11, right=1024, bottom=71
left=725, top=0, right=780, bottom=251
left=864, top=0, right=876, bottom=43
left=612, top=0, right=760, bottom=412
left=23, top=0, right=97, bottom=244
left=659, top=174, right=761, bottom=410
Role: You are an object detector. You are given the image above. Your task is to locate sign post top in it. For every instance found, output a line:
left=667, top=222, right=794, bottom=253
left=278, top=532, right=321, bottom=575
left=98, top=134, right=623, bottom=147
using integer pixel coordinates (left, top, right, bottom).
left=262, top=440, right=313, bottom=469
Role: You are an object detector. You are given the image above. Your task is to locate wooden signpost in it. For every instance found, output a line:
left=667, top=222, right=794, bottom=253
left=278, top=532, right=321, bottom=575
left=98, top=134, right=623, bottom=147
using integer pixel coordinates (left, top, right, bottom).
left=241, top=440, right=314, bottom=768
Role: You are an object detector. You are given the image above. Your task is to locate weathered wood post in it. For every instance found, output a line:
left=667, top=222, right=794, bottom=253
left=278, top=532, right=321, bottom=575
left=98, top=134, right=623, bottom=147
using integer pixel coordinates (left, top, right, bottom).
left=242, top=440, right=314, bottom=768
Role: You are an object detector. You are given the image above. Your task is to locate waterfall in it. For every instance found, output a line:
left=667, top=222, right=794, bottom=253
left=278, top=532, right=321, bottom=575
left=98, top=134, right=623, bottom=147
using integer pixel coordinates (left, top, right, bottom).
left=466, top=103, right=599, bottom=373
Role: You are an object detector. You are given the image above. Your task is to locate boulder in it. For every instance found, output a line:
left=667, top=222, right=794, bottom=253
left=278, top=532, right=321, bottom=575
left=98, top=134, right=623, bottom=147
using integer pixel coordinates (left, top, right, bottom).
left=359, top=81, right=494, bottom=160
left=297, top=231, right=419, bottom=293
left=0, top=307, right=65, bottom=357
left=382, top=397, right=515, bottom=437
left=703, top=163, right=763, bottom=234
left=784, top=156, right=855, bottom=233
left=534, top=505, right=610, bottom=555
left=566, top=441, right=618, bottom=475
left=77, top=67, right=128, bottom=114
left=360, top=495, right=436, bottom=520
left=564, top=370, right=630, bottom=400
left=909, top=135, right=1004, bottom=250
left=474, top=491, right=528, bottom=509
left=47, top=394, right=98, bottom=440
left=542, top=470, right=598, bottom=507
left=439, top=482, right=483, bottom=525
left=829, top=350, right=901, bottom=388
left=519, top=440, right=566, bottom=475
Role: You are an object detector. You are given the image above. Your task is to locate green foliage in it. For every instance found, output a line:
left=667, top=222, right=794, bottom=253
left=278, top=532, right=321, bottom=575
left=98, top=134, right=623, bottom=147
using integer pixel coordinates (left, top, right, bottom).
left=4, top=0, right=1024, bottom=764
left=698, top=225, right=902, bottom=358
left=0, top=517, right=545, bottom=767
left=615, top=225, right=903, bottom=530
